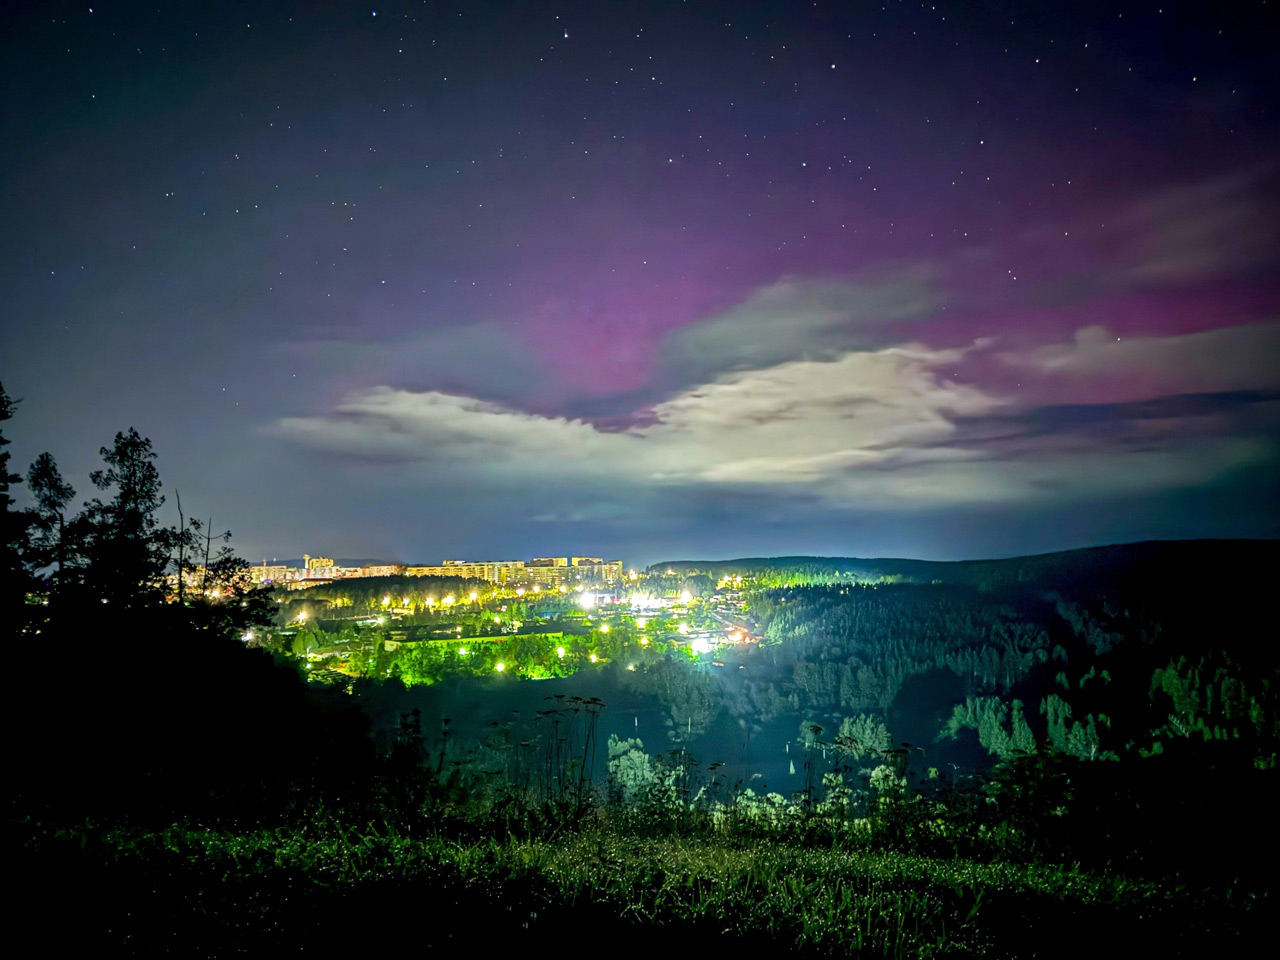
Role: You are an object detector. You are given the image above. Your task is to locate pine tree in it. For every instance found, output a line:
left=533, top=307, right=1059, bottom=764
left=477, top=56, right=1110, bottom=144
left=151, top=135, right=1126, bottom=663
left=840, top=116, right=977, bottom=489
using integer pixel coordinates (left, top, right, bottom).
left=25, top=452, right=75, bottom=587
left=1010, top=699, right=1036, bottom=754
left=0, top=384, right=30, bottom=640
left=76, top=428, right=173, bottom=608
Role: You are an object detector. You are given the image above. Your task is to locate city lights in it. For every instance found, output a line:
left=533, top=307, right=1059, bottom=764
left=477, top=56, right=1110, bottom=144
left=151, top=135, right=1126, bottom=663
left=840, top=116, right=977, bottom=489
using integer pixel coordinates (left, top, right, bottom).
left=579, top=592, right=596, bottom=610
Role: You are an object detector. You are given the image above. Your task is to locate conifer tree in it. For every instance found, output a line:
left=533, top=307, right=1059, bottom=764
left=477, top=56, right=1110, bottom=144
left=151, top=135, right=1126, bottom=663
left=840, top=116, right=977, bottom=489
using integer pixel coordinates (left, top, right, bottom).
left=0, top=383, right=30, bottom=639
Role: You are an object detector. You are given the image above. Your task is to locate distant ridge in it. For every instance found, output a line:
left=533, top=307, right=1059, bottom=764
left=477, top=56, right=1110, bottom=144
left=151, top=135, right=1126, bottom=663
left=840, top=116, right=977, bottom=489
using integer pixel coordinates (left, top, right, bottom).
left=648, top=539, right=1278, bottom=592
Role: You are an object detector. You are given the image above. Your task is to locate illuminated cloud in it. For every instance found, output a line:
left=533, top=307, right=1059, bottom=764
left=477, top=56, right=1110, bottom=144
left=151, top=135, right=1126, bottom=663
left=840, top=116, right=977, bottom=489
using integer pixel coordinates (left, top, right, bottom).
left=274, top=305, right=1278, bottom=515
left=652, top=267, right=941, bottom=389
left=998, top=321, right=1280, bottom=403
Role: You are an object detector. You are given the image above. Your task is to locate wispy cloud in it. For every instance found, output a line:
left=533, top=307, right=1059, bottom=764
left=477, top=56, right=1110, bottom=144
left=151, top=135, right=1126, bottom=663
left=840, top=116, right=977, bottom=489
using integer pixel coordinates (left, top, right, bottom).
left=997, top=320, right=1280, bottom=403
left=652, top=267, right=941, bottom=391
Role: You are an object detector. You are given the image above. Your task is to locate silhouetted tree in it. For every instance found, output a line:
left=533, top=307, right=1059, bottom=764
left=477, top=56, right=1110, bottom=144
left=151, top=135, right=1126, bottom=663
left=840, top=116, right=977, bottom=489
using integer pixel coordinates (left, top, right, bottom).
left=0, top=383, right=30, bottom=641
left=73, top=427, right=173, bottom=607
left=25, top=451, right=75, bottom=587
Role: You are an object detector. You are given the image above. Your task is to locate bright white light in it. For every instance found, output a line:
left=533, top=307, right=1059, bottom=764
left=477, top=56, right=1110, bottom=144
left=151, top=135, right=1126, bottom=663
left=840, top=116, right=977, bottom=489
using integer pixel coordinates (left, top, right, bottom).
left=532, top=585, right=541, bottom=593
left=443, top=595, right=455, bottom=606
left=494, top=615, right=501, bottom=622
left=691, top=637, right=713, bottom=655
left=680, top=590, right=693, bottom=603
left=495, top=662, right=505, bottom=672
left=677, top=623, right=689, bottom=635
left=626, top=664, right=636, bottom=671
left=589, top=653, right=598, bottom=663
left=297, top=611, right=307, bottom=622
left=556, top=646, right=566, bottom=659
left=579, top=592, right=596, bottom=610
left=640, top=636, right=649, bottom=645
left=468, top=591, right=478, bottom=601
left=600, top=624, right=610, bottom=633
left=242, top=631, right=254, bottom=643
left=635, top=617, right=647, bottom=629
left=459, top=647, right=468, bottom=655
left=382, top=595, right=390, bottom=605
left=559, top=585, right=568, bottom=593
left=516, top=587, right=525, bottom=596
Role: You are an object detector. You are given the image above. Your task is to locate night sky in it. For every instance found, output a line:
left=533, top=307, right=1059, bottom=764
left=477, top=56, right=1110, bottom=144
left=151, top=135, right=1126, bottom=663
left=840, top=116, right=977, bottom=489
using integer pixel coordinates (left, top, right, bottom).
left=3, top=1, right=1278, bottom=565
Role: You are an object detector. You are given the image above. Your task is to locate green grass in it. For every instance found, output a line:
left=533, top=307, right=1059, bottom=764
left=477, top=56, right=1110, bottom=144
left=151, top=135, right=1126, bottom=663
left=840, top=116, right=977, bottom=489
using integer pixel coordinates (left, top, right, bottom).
left=12, top=818, right=1260, bottom=957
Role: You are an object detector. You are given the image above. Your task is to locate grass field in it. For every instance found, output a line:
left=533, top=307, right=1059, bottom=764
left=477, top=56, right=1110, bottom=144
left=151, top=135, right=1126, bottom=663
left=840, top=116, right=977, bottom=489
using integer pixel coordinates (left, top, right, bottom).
left=10, top=817, right=1260, bottom=957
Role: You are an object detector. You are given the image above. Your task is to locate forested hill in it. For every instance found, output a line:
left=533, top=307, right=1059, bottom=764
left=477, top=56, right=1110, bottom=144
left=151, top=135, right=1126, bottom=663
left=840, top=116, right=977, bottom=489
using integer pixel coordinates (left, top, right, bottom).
left=650, top=539, right=1277, bottom=595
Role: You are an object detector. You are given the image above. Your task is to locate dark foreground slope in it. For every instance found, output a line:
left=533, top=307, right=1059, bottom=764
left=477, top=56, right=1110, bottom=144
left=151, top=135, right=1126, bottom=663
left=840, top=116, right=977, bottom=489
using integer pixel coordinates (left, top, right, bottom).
left=6, top=540, right=1277, bottom=957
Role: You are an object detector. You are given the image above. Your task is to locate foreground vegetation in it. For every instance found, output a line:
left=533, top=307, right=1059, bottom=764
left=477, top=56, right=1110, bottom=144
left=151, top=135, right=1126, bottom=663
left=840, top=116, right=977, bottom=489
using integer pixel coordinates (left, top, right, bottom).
left=14, top=809, right=1262, bottom=957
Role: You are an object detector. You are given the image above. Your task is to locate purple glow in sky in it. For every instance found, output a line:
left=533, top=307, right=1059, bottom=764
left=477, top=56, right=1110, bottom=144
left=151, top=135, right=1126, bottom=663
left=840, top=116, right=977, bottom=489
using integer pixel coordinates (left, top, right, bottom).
left=2, top=1, right=1277, bottom=564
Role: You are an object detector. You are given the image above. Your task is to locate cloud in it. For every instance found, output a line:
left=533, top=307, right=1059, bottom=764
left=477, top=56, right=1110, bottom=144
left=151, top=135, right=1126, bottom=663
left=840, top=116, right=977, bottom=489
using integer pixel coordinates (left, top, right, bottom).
left=273, top=323, right=1277, bottom=517
left=277, top=320, right=556, bottom=409
left=652, top=267, right=940, bottom=391
left=1118, top=165, right=1280, bottom=285
left=273, top=342, right=1006, bottom=498
left=998, top=321, right=1280, bottom=402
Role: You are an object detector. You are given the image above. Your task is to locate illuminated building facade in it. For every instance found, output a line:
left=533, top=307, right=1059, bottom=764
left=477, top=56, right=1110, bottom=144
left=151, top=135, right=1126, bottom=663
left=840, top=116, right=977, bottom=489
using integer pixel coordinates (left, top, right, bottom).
left=406, top=560, right=525, bottom=583
left=248, top=563, right=292, bottom=584
left=404, top=556, right=622, bottom=585
left=359, top=564, right=406, bottom=577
